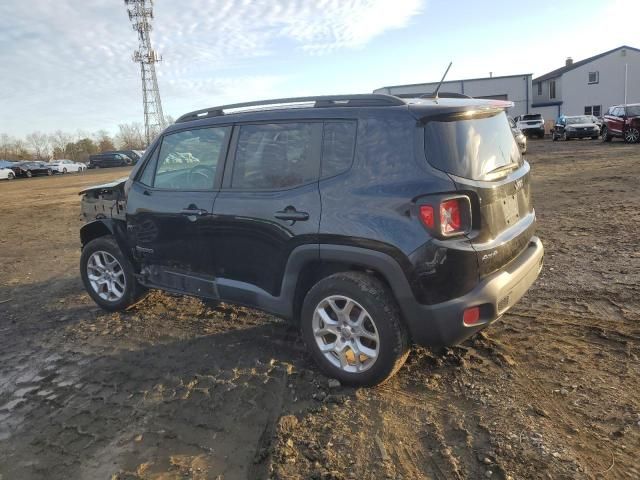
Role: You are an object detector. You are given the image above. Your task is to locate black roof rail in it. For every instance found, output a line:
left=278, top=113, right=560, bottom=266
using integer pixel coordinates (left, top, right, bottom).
left=175, top=94, right=406, bottom=123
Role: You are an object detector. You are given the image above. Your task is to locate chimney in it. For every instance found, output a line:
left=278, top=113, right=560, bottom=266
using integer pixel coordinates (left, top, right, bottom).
left=566, top=57, right=573, bottom=66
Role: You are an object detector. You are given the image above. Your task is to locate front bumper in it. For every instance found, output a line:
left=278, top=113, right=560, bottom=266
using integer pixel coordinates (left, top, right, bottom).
left=565, top=129, right=599, bottom=138
left=402, top=236, right=544, bottom=346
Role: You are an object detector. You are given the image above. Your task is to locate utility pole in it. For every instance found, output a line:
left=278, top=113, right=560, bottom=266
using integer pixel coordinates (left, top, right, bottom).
left=124, top=0, right=166, bottom=146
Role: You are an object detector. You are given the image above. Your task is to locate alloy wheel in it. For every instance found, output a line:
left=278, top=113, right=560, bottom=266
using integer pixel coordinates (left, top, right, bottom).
left=312, top=295, right=380, bottom=373
left=624, top=128, right=639, bottom=143
left=86, top=251, right=126, bottom=301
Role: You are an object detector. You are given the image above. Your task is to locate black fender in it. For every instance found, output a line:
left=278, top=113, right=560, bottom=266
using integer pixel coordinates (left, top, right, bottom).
left=79, top=219, right=137, bottom=266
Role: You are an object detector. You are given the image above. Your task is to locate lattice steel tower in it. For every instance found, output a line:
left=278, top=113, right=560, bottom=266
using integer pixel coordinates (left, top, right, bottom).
left=124, top=0, right=166, bottom=145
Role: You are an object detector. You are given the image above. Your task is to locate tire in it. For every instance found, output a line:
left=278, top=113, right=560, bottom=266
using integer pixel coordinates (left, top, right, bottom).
left=7, top=172, right=14, bottom=180
left=301, top=272, right=410, bottom=386
left=623, top=127, right=639, bottom=144
left=47, top=169, right=52, bottom=176
left=601, top=126, right=612, bottom=142
left=80, top=235, right=146, bottom=311
left=26, top=170, right=32, bottom=178
left=563, top=132, right=570, bottom=141
left=63, top=168, right=67, bottom=174
left=552, top=134, right=557, bottom=142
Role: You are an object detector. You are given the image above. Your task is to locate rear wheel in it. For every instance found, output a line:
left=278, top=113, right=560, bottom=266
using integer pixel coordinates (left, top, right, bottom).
left=301, top=272, right=410, bottom=386
left=47, top=169, right=52, bottom=176
left=601, top=126, right=612, bottom=142
left=80, top=236, right=146, bottom=311
left=7, top=172, right=14, bottom=180
left=62, top=167, right=67, bottom=174
left=624, top=127, right=639, bottom=144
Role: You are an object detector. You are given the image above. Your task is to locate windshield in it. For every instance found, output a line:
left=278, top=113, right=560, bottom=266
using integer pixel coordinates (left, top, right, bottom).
left=566, top=116, right=592, bottom=124
left=424, top=111, right=522, bottom=181
left=627, top=106, right=640, bottom=116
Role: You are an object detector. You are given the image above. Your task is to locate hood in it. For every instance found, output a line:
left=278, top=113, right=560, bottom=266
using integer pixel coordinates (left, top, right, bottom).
left=78, top=177, right=128, bottom=195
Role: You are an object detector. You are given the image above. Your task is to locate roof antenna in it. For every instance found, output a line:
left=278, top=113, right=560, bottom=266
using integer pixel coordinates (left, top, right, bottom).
left=433, top=62, right=453, bottom=101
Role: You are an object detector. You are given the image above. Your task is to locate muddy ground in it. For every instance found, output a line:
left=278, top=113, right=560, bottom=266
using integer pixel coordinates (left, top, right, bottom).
left=0, top=138, right=639, bottom=480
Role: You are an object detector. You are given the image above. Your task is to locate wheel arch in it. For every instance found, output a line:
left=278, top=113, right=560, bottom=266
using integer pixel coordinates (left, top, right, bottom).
left=80, top=219, right=136, bottom=266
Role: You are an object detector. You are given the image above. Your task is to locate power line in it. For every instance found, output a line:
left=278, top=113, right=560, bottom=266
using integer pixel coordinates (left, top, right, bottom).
left=124, top=0, right=166, bottom=146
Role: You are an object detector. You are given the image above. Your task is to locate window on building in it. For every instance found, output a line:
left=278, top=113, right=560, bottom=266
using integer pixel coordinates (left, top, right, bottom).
left=232, top=123, right=319, bottom=190
left=537, top=82, right=542, bottom=96
left=588, top=72, right=599, bottom=84
left=549, top=80, right=556, bottom=99
left=584, top=105, right=602, bottom=117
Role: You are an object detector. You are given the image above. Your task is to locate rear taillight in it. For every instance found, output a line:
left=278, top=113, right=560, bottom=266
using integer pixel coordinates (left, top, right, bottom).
left=419, top=196, right=471, bottom=237
left=440, top=199, right=462, bottom=234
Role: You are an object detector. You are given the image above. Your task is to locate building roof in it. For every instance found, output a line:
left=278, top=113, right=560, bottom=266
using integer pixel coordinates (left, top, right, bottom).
left=376, top=73, right=532, bottom=91
left=533, top=45, right=640, bottom=83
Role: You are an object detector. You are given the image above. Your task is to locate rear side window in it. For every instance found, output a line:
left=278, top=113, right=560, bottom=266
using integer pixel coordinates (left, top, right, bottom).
left=321, top=121, right=356, bottom=178
left=231, top=123, right=319, bottom=189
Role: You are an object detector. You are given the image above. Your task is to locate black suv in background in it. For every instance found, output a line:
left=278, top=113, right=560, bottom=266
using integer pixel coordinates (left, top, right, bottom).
left=79, top=94, right=544, bottom=385
left=88, top=151, right=136, bottom=169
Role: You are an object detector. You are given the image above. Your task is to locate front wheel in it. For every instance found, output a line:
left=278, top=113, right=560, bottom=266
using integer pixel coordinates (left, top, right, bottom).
left=26, top=170, right=32, bottom=178
left=62, top=168, right=67, bottom=174
left=624, top=127, right=639, bottom=144
left=7, top=172, right=14, bottom=180
left=80, top=236, right=146, bottom=311
left=601, top=126, right=612, bottom=142
left=301, top=272, right=410, bottom=386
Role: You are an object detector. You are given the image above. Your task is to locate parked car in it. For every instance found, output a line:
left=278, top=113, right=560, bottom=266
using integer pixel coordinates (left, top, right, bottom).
left=552, top=115, right=600, bottom=141
left=508, top=116, right=527, bottom=153
left=0, top=160, right=16, bottom=169
left=79, top=94, right=543, bottom=386
left=88, top=152, right=134, bottom=169
left=10, top=161, right=53, bottom=178
left=0, top=167, right=15, bottom=180
left=601, top=104, right=640, bottom=143
left=514, top=113, right=545, bottom=138
left=50, top=159, right=87, bottom=174
left=102, top=150, right=142, bottom=164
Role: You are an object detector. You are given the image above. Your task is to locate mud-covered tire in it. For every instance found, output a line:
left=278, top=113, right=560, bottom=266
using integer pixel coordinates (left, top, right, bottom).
left=601, top=126, right=612, bottom=142
left=301, top=272, right=410, bottom=386
left=80, top=235, right=146, bottom=312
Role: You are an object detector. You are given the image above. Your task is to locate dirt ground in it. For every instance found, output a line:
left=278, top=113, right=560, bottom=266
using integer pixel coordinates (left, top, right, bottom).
left=1, top=138, right=639, bottom=480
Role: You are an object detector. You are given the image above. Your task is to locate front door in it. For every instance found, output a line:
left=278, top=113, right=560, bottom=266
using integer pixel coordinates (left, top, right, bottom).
left=209, top=121, right=323, bottom=298
left=127, top=125, right=231, bottom=279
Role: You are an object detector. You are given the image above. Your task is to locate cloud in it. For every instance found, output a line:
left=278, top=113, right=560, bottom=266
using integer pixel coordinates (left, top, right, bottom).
left=0, top=0, right=425, bottom=136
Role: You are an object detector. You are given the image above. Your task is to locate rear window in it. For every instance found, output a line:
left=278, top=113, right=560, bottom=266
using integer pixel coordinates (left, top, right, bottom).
left=424, top=111, right=522, bottom=181
left=522, top=114, right=542, bottom=121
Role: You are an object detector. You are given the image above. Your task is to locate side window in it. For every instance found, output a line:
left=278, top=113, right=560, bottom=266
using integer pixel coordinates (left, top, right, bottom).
left=152, top=126, right=230, bottom=190
left=137, top=148, right=157, bottom=186
left=231, top=123, right=319, bottom=189
left=321, top=121, right=357, bottom=178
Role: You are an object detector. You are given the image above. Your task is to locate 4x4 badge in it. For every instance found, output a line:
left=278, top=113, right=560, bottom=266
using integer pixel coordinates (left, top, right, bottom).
left=514, top=178, right=524, bottom=192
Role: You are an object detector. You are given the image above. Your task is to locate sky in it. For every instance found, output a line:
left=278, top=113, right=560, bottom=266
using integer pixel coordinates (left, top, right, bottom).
left=0, top=0, right=637, bottom=137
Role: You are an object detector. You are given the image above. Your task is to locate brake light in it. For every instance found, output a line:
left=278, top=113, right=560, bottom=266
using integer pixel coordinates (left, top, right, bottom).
left=440, top=199, right=462, bottom=234
left=419, top=205, right=434, bottom=228
left=463, top=306, right=481, bottom=326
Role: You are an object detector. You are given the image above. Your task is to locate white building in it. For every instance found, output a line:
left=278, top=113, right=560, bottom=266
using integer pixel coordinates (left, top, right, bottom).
left=532, top=45, right=640, bottom=120
left=374, top=74, right=534, bottom=118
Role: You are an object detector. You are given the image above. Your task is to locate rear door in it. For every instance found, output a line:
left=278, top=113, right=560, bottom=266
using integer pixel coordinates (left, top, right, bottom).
left=209, top=121, right=322, bottom=297
left=423, top=110, right=535, bottom=278
left=127, top=126, right=231, bottom=285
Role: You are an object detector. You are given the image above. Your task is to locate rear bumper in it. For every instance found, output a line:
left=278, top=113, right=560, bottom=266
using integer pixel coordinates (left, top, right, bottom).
left=402, top=236, right=544, bottom=346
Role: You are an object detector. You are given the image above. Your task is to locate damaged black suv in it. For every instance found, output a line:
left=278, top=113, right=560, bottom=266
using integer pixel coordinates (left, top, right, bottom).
left=79, top=94, right=543, bottom=385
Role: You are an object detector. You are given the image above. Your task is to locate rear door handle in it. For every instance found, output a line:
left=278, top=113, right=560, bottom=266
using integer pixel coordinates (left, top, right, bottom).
left=274, top=207, right=309, bottom=222
left=181, top=208, right=209, bottom=216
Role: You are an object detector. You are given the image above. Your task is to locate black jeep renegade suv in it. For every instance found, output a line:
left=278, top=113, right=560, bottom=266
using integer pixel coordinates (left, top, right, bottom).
left=79, top=94, right=543, bottom=386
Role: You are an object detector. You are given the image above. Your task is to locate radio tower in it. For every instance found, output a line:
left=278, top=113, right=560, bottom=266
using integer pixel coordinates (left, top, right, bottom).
left=124, top=0, right=166, bottom=145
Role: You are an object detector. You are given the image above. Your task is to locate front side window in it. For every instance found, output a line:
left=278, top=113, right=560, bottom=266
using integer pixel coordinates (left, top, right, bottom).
left=321, top=121, right=357, bottom=178
left=148, top=126, right=230, bottom=190
left=232, top=123, right=319, bottom=189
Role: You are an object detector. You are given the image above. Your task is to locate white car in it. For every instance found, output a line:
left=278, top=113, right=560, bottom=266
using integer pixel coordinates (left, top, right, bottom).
left=0, top=167, right=15, bottom=180
left=50, top=159, right=87, bottom=174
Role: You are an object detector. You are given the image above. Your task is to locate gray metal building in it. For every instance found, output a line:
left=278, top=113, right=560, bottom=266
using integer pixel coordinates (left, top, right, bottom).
left=373, top=73, right=533, bottom=118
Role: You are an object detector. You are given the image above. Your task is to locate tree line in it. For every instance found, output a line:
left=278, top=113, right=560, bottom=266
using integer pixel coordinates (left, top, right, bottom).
left=0, top=121, right=168, bottom=163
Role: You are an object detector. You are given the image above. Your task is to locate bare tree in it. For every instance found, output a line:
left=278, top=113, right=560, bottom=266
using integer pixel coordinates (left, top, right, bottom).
left=49, top=130, right=74, bottom=159
left=116, top=122, right=146, bottom=150
left=93, top=130, right=115, bottom=153
left=25, top=131, right=51, bottom=160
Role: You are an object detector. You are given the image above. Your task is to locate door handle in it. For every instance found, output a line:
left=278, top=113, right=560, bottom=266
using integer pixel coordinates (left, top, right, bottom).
left=181, top=208, right=209, bottom=216
left=274, top=207, right=309, bottom=222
